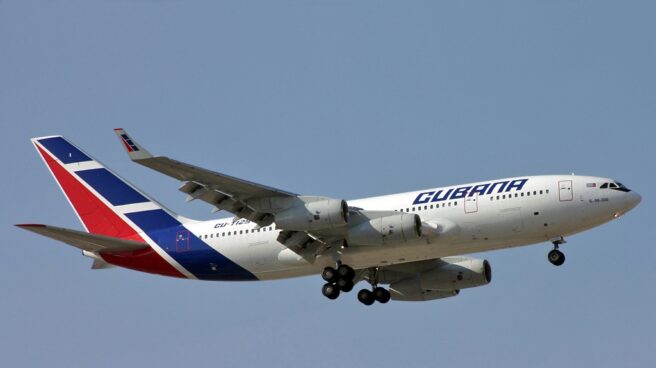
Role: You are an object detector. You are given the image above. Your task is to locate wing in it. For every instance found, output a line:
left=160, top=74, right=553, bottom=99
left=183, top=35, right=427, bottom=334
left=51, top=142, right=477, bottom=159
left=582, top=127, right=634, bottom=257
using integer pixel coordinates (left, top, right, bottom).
left=16, top=224, right=149, bottom=253
left=114, top=128, right=297, bottom=226
left=112, top=129, right=427, bottom=262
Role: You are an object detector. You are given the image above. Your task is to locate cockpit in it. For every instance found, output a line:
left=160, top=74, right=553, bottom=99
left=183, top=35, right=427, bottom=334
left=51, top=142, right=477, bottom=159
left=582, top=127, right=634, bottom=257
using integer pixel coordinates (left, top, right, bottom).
left=599, top=181, right=631, bottom=192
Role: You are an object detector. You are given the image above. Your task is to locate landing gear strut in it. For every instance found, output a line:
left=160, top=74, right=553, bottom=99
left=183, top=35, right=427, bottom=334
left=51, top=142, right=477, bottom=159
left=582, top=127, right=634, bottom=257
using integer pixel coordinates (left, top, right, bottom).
left=356, top=268, right=391, bottom=306
left=548, top=238, right=566, bottom=266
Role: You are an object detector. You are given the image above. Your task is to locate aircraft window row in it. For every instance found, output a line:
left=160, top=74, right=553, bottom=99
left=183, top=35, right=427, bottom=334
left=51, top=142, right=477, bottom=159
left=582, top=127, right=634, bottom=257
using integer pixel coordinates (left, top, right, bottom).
left=490, top=189, right=549, bottom=201
left=396, top=201, right=458, bottom=213
left=200, top=226, right=275, bottom=239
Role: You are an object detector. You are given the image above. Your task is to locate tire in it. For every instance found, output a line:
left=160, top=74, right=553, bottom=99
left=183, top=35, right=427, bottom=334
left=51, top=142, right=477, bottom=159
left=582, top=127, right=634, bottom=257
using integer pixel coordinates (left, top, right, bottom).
left=357, top=289, right=375, bottom=306
left=337, top=264, right=355, bottom=280
left=322, top=267, right=337, bottom=283
left=337, top=278, right=354, bottom=292
left=373, top=287, right=391, bottom=304
left=548, top=249, right=565, bottom=266
left=322, top=283, right=340, bottom=300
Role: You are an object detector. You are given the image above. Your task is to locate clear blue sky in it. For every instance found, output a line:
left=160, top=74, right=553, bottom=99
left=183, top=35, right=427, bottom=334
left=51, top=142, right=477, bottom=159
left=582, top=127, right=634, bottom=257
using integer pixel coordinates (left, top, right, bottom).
left=1, top=1, right=654, bottom=367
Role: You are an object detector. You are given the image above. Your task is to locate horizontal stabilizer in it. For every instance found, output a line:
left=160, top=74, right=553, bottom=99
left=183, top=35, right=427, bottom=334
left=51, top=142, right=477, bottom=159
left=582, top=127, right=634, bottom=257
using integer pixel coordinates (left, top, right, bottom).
left=16, top=224, right=150, bottom=253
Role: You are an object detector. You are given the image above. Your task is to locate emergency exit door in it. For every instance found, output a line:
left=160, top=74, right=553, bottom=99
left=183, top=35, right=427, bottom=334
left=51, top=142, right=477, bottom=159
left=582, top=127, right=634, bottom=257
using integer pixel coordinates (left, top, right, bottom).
left=559, top=180, right=573, bottom=202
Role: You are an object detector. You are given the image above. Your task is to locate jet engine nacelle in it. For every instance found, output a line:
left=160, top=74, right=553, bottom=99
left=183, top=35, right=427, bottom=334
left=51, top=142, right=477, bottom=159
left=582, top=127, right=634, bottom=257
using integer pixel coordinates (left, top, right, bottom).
left=419, top=257, right=492, bottom=291
left=347, top=213, right=422, bottom=246
left=388, top=257, right=491, bottom=301
left=275, top=199, right=348, bottom=231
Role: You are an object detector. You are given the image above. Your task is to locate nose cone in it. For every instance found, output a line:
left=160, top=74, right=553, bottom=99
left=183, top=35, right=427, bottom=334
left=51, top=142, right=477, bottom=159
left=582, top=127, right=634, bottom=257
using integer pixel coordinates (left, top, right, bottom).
left=625, top=192, right=642, bottom=212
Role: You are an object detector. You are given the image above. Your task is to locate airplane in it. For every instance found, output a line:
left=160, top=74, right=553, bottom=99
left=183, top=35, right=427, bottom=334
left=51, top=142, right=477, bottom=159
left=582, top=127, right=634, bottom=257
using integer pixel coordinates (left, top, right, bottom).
left=17, top=129, right=642, bottom=305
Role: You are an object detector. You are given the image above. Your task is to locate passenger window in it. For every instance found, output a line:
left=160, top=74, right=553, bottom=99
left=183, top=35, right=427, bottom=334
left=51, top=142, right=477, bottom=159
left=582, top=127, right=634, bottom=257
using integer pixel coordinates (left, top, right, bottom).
left=527, top=192, right=531, bottom=196
left=430, top=205, right=434, bottom=209
left=222, top=232, right=225, bottom=237
left=502, top=195, right=506, bottom=199
left=424, top=205, right=427, bottom=210
left=533, top=191, right=537, bottom=195
left=546, top=189, right=549, bottom=194
left=540, top=190, right=543, bottom=195
left=269, top=226, right=273, bottom=231
left=515, top=193, right=518, bottom=197
left=245, top=230, right=249, bottom=234
left=239, top=230, right=243, bottom=234
left=521, top=193, right=524, bottom=197
left=454, top=201, right=458, bottom=205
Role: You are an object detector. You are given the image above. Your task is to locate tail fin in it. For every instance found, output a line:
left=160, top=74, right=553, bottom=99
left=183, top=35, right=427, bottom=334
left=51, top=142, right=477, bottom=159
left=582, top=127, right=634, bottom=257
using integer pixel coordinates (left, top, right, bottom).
left=31, top=135, right=182, bottom=242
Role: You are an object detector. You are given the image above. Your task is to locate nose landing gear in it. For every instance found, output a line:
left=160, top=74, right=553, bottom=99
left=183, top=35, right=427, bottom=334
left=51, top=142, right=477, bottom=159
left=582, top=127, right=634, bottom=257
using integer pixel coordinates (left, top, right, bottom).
left=548, top=238, right=566, bottom=266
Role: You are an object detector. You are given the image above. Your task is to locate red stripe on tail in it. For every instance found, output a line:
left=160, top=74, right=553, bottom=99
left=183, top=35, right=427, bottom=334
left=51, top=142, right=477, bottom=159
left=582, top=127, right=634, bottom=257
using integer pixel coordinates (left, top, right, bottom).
left=37, top=145, right=141, bottom=241
left=36, top=145, right=184, bottom=278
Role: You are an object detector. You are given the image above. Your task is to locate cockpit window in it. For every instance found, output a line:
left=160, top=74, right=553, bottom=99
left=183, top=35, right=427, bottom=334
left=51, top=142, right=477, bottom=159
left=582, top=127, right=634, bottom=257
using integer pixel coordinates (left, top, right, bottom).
left=601, top=181, right=631, bottom=192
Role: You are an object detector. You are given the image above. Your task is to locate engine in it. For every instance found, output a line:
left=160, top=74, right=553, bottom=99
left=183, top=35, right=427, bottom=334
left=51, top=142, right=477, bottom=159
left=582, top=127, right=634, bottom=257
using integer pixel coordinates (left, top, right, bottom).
left=387, top=257, right=492, bottom=301
left=274, top=199, right=348, bottom=231
left=347, top=213, right=422, bottom=246
left=419, top=257, right=492, bottom=290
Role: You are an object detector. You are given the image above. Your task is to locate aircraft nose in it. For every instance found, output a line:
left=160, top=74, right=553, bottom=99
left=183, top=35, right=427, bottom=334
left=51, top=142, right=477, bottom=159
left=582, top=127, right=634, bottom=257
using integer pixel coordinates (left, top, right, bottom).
left=625, top=191, right=642, bottom=211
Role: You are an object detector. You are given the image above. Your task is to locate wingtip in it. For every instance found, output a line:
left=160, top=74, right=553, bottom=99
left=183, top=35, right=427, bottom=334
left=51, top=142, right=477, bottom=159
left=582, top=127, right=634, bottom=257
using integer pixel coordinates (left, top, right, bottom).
left=15, top=223, right=46, bottom=228
left=113, top=128, right=153, bottom=160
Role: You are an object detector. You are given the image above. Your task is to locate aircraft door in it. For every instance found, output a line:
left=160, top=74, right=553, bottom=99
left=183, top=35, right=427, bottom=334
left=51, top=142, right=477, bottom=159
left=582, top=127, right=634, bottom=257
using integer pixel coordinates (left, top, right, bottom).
left=559, top=180, right=573, bottom=202
left=465, top=193, right=478, bottom=213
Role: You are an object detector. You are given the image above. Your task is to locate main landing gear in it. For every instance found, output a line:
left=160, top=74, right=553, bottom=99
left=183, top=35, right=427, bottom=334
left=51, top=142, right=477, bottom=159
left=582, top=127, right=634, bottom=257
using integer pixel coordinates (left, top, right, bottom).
left=548, top=238, right=566, bottom=266
left=321, top=264, right=355, bottom=300
left=357, top=286, right=391, bottom=306
left=321, top=264, right=391, bottom=305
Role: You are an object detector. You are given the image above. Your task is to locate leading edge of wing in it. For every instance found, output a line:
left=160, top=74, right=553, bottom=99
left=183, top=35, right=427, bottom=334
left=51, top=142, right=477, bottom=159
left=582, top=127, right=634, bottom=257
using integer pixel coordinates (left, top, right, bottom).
left=113, top=128, right=297, bottom=199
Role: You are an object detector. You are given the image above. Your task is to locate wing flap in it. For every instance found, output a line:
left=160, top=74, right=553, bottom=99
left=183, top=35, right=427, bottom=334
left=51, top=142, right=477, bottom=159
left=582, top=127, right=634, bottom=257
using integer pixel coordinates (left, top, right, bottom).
left=16, top=224, right=149, bottom=253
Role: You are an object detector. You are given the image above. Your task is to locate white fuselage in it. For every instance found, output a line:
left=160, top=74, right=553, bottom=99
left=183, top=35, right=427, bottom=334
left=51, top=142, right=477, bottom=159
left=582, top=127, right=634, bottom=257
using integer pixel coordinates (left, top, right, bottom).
left=185, top=175, right=641, bottom=280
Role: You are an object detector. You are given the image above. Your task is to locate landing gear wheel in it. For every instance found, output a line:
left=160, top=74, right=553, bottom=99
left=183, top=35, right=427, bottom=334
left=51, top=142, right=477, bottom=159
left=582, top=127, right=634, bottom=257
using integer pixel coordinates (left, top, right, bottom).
left=548, top=249, right=565, bottom=266
left=322, top=283, right=340, bottom=300
left=337, top=264, right=355, bottom=280
left=357, top=289, right=375, bottom=306
left=322, top=267, right=338, bottom=283
left=373, top=287, right=391, bottom=304
left=336, top=278, right=354, bottom=292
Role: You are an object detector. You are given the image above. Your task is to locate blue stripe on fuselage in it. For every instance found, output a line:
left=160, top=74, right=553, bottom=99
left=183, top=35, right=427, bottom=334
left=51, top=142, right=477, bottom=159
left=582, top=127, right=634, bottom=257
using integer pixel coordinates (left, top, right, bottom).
left=125, top=209, right=257, bottom=281
left=76, top=168, right=149, bottom=206
left=38, top=137, right=92, bottom=164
